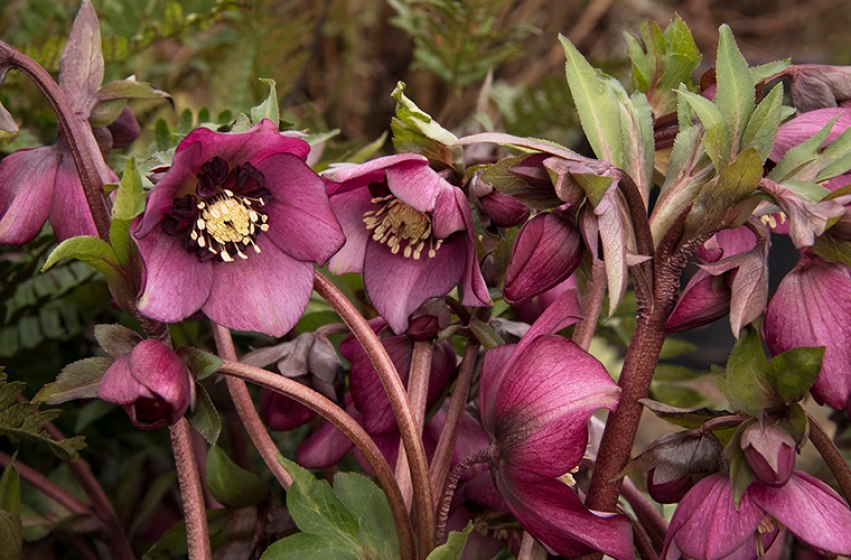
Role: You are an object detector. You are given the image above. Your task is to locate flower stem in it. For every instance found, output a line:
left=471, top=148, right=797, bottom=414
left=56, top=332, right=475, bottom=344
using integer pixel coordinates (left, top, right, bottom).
left=395, top=340, right=434, bottom=510
left=435, top=447, right=490, bottom=544
left=218, top=360, right=417, bottom=560
left=429, top=341, right=479, bottom=507
left=619, top=475, right=667, bottom=549
left=211, top=322, right=293, bottom=490
left=0, top=42, right=111, bottom=241
left=517, top=532, right=547, bottom=560
left=807, top=412, right=851, bottom=504
left=170, top=418, right=212, bottom=560
left=313, top=272, right=435, bottom=557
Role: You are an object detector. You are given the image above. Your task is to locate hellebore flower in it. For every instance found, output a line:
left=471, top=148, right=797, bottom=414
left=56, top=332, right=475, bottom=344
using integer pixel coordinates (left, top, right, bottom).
left=478, top=289, right=634, bottom=559
left=764, top=249, right=851, bottom=410
left=97, top=339, right=193, bottom=429
left=468, top=168, right=530, bottom=230
left=779, top=65, right=851, bottom=112
left=133, top=119, right=345, bottom=337
left=662, top=472, right=851, bottom=560
left=323, top=154, right=490, bottom=334
left=740, top=421, right=797, bottom=487
left=503, top=211, right=582, bottom=304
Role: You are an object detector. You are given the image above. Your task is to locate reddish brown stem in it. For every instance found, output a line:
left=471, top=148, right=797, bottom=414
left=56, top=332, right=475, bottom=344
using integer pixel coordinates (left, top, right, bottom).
left=170, top=418, right=212, bottom=560
left=395, top=340, right=433, bottom=511
left=619, top=476, right=667, bottom=550
left=807, top=412, right=851, bottom=504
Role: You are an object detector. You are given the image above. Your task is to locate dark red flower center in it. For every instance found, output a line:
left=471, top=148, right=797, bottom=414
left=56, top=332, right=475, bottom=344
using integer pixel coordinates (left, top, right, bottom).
left=163, top=157, right=271, bottom=262
left=363, top=190, right=441, bottom=260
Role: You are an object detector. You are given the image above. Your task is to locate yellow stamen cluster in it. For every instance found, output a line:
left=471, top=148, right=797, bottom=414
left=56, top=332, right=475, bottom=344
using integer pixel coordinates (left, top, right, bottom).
left=556, top=466, right=580, bottom=487
left=363, top=195, right=442, bottom=259
left=760, top=212, right=787, bottom=229
left=191, top=189, right=269, bottom=262
left=754, top=514, right=785, bottom=556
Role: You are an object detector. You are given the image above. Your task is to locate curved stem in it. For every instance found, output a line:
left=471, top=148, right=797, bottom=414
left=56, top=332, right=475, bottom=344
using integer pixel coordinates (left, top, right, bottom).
left=435, top=448, right=490, bottom=544
left=218, top=360, right=417, bottom=560
left=429, top=341, right=479, bottom=506
left=807, top=412, right=851, bottom=504
left=0, top=451, right=98, bottom=520
left=211, top=322, right=293, bottom=490
left=395, top=340, right=434, bottom=511
left=313, top=272, right=435, bottom=556
left=170, top=418, right=212, bottom=560
left=619, top=476, right=667, bottom=550
left=0, top=42, right=111, bottom=241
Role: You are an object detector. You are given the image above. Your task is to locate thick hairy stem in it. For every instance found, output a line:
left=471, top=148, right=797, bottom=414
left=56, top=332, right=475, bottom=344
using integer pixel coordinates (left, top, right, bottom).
left=170, top=418, right=212, bottom=560
left=435, top=448, right=490, bottom=544
left=211, top=322, right=293, bottom=490
left=395, top=341, right=434, bottom=510
left=0, top=42, right=111, bottom=241
left=218, top=360, right=417, bottom=560
left=429, top=342, right=479, bottom=507
left=807, top=412, right=851, bottom=504
left=0, top=451, right=98, bottom=520
left=572, top=259, right=606, bottom=351
left=619, top=476, right=667, bottom=549
left=313, top=272, right=435, bottom=556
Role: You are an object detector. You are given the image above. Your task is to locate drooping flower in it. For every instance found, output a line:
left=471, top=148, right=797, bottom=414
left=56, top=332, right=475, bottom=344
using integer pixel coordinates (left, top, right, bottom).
left=132, top=119, right=345, bottom=337
left=740, top=420, right=797, bottom=488
left=97, top=339, right=193, bottom=429
left=764, top=249, right=851, bottom=410
left=662, top=472, right=851, bottom=560
left=477, top=289, right=635, bottom=559
left=323, top=154, right=490, bottom=334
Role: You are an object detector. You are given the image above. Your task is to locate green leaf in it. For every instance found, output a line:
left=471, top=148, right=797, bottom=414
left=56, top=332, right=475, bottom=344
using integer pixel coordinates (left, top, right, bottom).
left=779, top=402, right=809, bottom=449
left=714, top=25, right=755, bottom=156
left=0, top=511, right=23, bottom=560
left=206, top=446, right=268, bottom=508
left=260, top=532, right=361, bottom=560
left=659, top=338, right=698, bottom=359
left=639, top=398, right=732, bottom=429
left=678, top=90, right=729, bottom=168
left=750, top=59, right=790, bottom=85
left=741, top=84, right=783, bottom=162
left=769, top=114, right=839, bottom=183
left=0, top=458, right=21, bottom=517
left=32, top=356, right=112, bottom=404
left=726, top=422, right=755, bottom=507
left=391, top=82, right=461, bottom=170
left=145, top=507, right=255, bottom=559
left=187, top=384, right=221, bottom=446
left=154, top=118, right=172, bottom=151
left=94, top=324, right=142, bottom=359
left=0, top=372, right=87, bottom=461
left=468, top=318, right=505, bottom=350
left=109, top=157, right=145, bottom=267
left=717, top=328, right=777, bottom=414
left=812, top=232, right=851, bottom=268
left=425, top=522, right=473, bottom=560
left=651, top=383, right=706, bottom=409
left=41, top=236, right=121, bottom=286
left=177, top=108, right=194, bottom=136
left=765, top=346, right=824, bottom=403
left=560, top=35, right=624, bottom=167
left=481, top=155, right=562, bottom=210
left=333, top=472, right=399, bottom=560
left=175, top=346, right=222, bottom=381
left=250, top=78, right=280, bottom=127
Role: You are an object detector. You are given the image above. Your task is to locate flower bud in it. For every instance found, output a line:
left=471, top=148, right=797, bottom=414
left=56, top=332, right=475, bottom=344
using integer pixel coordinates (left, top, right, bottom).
left=741, top=421, right=797, bottom=487
left=665, top=270, right=731, bottom=333
left=97, top=339, right=193, bottom=429
left=406, top=298, right=451, bottom=341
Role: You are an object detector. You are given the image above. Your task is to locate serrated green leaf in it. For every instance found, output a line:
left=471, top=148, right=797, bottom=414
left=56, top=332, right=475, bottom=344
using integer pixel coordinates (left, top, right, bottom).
left=769, top=114, right=839, bottom=183
left=679, top=90, right=729, bottom=168
left=94, top=324, right=142, bottom=359
left=251, top=78, right=280, bottom=126
left=32, top=356, right=112, bottom=404
left=750, top=59, right=791, bottom=85
left=230, top=113, right=252, bottom=133
left=717, top=328, right=777, bottom=414
left=333, top=472, right=399, bottom=560
left=174, top=346, right=222, bottom=381
left=741, top=85, right=783, bottom=162
left=41, top=236, right=121, bottom=286
left=560, top=35, right=624, bottom=167
left=187, top=384, right=221, bottom=446
left=714, top=25, right=755, bottom=156
left=425, top=522, right=473, bottom=560
left=206, top=446, right=268, bottom=508
left=765, top=346, right=824, bottom=403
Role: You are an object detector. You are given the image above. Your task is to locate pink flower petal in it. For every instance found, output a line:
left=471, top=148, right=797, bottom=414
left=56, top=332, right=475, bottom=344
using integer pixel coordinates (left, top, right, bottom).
left=0, top=147, right=60, bottom=244
left=327, top=187, right=373, bottom=274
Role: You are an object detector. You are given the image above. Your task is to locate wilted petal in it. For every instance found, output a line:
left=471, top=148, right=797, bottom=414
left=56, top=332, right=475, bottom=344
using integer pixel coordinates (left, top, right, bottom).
left=764, top=250, right=851, bottom=409
left=751, top=472, right=851, bottom=555
left=785, top=65, right=851, bottom=112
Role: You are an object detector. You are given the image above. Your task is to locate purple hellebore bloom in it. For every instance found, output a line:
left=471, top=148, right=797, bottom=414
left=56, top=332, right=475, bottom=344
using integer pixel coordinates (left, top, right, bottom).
left=478, top=289, right=634, bottom=559
left=662, top=472, right=851, bottom=560
left=132, top=119, right=345, bottom=337
left=323, top=154, right=491, bottom=334
left=740, top=421, right=797, bottom=487
left=97, top=339, right=193, bottom=429
left=503, top=210, right=583, bottom=305
left=0, top=0, right=119, bottom=244
left=764, top=249, right=851, bottom=410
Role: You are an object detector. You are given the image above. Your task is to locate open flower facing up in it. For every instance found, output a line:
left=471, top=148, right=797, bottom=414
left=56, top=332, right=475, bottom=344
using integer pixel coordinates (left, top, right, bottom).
left=323, top=154, right=490, bottom=334
left=97, top=339, right=193, bottom=430
left=764, top=249, right=851, bottom=410
left=477, top=289, right=634, bottom=560
left=133, top=119, right=345, bottom=337
left=662, top=472, right=851, bottom=560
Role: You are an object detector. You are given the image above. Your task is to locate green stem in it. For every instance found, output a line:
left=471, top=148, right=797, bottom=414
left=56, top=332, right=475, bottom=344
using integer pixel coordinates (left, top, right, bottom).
left=218, top=360, right=417, bottom=560
left=429, top=341, right=479, bottom=507
left=211, top=322, right=293, bottom=490
left=395, top=340, right=434, bottom=511
left=313, top=272, right=435, bottom=557
left=170, top=418, right=212, bottom=560
left=0, top=42, right=111, bottom=241
left=807, top=412, right=851, bottom=504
